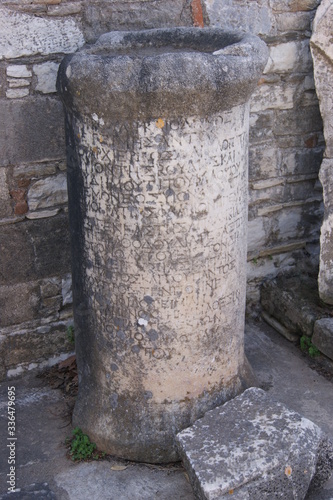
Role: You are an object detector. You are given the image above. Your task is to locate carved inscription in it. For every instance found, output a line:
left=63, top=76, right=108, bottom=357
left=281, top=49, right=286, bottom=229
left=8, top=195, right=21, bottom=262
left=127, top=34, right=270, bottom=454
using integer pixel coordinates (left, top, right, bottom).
left=73, top=106, right=248, bottom=361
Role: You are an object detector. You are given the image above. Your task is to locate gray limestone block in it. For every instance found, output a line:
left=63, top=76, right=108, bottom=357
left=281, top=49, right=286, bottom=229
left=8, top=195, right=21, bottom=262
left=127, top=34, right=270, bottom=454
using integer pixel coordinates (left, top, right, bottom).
left=176, top=387, right=333, bottom=499
left=0, top=97, right=65, bottom=167
left=260, top=274, right=330, bottom=338
left=0, top=282, right=40, bottom=328
left=0, top=215, right=71, bottom=286
left=82, top=1, right=193, bottom=43
left=202, top=0, right=274, bottom=38
left=312, top=318, right=333, bottom=361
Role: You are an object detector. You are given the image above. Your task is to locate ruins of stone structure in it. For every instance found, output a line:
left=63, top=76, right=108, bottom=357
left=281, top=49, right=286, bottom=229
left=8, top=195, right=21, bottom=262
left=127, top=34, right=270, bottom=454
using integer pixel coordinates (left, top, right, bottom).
left=57, top=27, right=268, bottom=462
left=0, top=0, right=329, bottom=381
left=311, top=0, right=333, bottom=305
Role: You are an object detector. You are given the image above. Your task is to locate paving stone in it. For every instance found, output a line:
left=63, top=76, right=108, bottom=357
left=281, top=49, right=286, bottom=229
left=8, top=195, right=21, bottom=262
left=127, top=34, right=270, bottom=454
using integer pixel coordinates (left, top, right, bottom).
left=176, top=387, right=333, bottom=500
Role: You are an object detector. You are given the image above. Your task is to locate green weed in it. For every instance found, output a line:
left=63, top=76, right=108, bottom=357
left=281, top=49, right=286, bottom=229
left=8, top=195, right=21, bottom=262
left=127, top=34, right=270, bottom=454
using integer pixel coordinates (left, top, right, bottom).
left=68, top=427, right=99, bottom=461
left=67, top=325, right=75, bottom=345
left=300, top=335, right=320, bottom=358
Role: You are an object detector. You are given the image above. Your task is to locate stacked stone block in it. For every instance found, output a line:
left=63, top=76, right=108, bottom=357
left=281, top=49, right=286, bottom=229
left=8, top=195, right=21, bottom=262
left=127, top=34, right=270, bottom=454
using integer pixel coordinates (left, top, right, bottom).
left=0, top=0, right=326, bottom=378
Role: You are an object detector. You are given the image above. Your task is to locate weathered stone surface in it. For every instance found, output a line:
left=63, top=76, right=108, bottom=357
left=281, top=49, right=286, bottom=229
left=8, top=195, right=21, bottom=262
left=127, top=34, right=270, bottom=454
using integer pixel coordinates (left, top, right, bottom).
left=0, top=97, right=65, bottom=167
left=0, top=167, right=12, bottom=218
left=40, top=276, right=61, bottom=299
left=0, top=215, right=71, bottom=286
left=0, top=0, right=325, bottom=394
left=58, top=27, right=268, bottom=463
left=6, top=88, right=29, bottom=99
left=47, top=2, right=82, bottom=16
left=61, top=273, right=72, bottom=306
left=0, top=282, right=40, bottom=327
left=13, top=161, right=57, bottom=180
left=261, top=310, right=300, bottom=342
left=33, top=62, right=59, bottom=94
left=261, top=273, right=333, bottom=338
left=247, top=217, right=267, bottom=252
left=0, top=7, right=84, bottom=59
left=8, top=77, right=30, bottom=88
left=82, top=1, right=193, bottom=43
left=176, top=387, right=333, bottom=499
left=313, top=317, right=333, bottom=361
left=250, top=82, right=296, bottom=112
left=7, top=65, right=32, bottom=78
left=249, top=143, right=280, bottom=180
left=264, top=40, right=312, bottom=74
left=28, top=173, right=67, bottom=211
left=311, top=1, right=333, bottom=305
left=3, top=321, right=72, bottom=370
left=58, top=28, right=268, bottom=120
left=274, top=105, right=323, bottom=137
left=202, top=0, right=273, bottom=37
left=281, top=147, right=323, bottom=177
left=311, top=10, right=333, bottom=158
left=272, top=0, right=321, bottom=12
left=318, top=159, right=333, bottom=304
left=275, top=10, right=314, bottom=32
left=249, top=110, right=274, bottom=144
left=26, top=208, right=60, bottom=220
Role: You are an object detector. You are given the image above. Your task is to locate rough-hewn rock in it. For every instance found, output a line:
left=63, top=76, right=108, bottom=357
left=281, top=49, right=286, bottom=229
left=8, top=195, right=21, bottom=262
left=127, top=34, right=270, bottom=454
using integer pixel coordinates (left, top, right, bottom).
left=311, top=0, right=333, bottom=305
left=176, top=387, right=333, bottom=499
left=313, top=317, right=333, bottom=361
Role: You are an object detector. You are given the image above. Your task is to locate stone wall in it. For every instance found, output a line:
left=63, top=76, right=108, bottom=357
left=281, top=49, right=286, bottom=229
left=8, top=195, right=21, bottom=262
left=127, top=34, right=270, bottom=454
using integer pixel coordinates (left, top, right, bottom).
left=0, top=0, right=193, bottom=379
left=202, top=0, right=325, bottom=308
left=0, top=0, right=325, bottom=378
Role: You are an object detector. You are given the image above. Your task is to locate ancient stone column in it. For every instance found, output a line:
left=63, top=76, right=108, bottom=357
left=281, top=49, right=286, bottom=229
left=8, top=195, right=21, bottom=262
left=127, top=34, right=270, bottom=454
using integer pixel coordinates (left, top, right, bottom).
left=311, top=1, right=333, bottom=305
left=57, top=27, right=268, bottom=462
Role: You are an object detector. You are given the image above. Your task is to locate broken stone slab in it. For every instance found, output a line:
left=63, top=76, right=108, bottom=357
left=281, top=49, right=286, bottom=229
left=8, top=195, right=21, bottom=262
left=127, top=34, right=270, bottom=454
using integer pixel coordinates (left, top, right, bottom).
left=176, top=387, right=333, bottom=500
left=312, top=318, right=333, bottom=362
